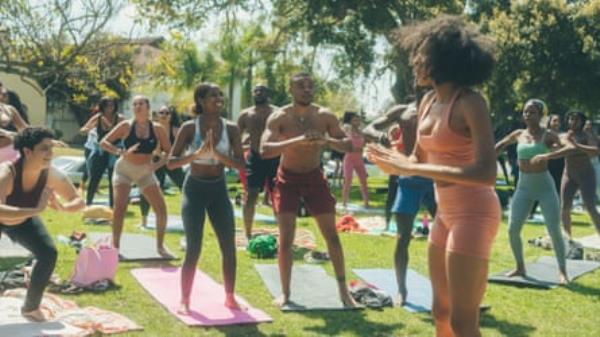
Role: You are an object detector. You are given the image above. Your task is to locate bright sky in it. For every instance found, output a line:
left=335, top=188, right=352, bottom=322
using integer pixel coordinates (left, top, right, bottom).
left=109, top=2, right=396, bottom=117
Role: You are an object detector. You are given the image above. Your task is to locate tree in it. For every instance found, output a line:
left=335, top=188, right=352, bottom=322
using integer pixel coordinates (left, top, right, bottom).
left=134, top=0, right=463, bottom=104
left=480, top=0, right=600, bottom=121
left=0, top=0, right=135, bottom=123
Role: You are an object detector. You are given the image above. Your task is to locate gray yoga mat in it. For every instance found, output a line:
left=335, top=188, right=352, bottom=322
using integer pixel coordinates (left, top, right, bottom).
left=353, top=268, right=432, bottom=313
left=577, top=235, right=600, bottom=250
left=0, top=235, right=30, bottom=259
left=233, top=209, right=276, bottom=224
left=489, top=256, right=600, bottom=289
left=89, top=232, right=177, bottom=262
left=255, top=264, right=358, bottom=311
left=143, top=214, right=185, bottom=232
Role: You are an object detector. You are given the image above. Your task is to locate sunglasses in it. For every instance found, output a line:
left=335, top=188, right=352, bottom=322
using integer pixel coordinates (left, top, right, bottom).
left=157, top=110, right=170, bottom=116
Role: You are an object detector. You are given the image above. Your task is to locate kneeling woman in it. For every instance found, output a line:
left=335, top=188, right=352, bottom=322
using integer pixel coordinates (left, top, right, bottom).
left=167, top=83, right=245, bottom=313
left=100, top=95, right=173, bottom=258
left=496, top=99, right=575, bottom=284
left=0, top=127, right=84, bottom=321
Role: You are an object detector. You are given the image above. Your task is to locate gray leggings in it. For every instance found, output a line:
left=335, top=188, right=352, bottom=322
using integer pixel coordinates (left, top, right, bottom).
left=180, top=174, right=236, bottom=301
left=509, top=171, right=565, bottom=269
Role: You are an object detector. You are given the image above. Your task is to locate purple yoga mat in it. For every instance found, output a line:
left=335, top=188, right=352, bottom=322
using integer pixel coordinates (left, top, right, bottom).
left=131, top=267, right=272, bottom=326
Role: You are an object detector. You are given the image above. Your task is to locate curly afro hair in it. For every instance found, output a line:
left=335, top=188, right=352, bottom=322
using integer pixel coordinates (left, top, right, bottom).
left=396, top=15, right=495, bottom=87
left=13, top=127, right=55, bottom=156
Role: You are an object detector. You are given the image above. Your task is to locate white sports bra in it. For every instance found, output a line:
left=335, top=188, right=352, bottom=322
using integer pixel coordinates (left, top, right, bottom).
left=188, top=116, right=230, bottom=165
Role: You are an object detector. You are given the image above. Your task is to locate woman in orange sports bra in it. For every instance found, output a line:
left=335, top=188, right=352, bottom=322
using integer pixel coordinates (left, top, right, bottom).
left=368, top=16, right=497, bottom=337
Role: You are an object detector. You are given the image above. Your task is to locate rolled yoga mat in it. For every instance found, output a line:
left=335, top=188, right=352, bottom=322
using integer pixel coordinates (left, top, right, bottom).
left=88, top=232, right=177, bottom=261
left=488, top=256, right=600, bottom=289
left=255, top=264, right=361, bottom=311
left=131, top=267, right=272, bottom=326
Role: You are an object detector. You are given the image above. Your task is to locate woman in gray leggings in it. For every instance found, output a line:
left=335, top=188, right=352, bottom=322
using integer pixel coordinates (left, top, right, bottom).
left=167, top=83, right=245, bottom=314
left=495, top=99, right=576, bottom=284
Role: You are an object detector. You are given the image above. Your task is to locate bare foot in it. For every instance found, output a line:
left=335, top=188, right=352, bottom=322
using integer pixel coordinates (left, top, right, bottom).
left=559, top=272, right=569, bottom=285
left=340, top=292, right=360, bottom=308
left=177, top=302, right=190, bottom=315
left=505, top=268, right=526, bottom=278
left=396, top=287, right=407, bottom=306
left=21, top=308, right=47, bottom=322
left=274, top=294, right=291, bottom=308
left=225, top=295, right=248, bottom=311
left=157, top=246, right=175, bottom=259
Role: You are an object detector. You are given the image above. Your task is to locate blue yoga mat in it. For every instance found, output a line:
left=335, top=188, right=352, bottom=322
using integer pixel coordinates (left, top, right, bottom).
left=353, top=268, right=432, bottom=313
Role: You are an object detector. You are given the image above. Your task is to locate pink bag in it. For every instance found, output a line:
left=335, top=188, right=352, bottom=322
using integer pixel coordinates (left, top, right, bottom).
left=71, top=237, right=119, bottom=287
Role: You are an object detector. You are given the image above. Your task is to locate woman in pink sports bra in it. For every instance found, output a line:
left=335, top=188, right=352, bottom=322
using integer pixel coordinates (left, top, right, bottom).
left=341, top=111, right=369, bottom=208
left=368, top=16, right=497, bottom=337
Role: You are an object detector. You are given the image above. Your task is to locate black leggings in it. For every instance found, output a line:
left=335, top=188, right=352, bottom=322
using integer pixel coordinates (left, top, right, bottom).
left=82, top=148, right=92, bottom=184
left=180, top=174, right=236, bottom=300
left=139, top=165, right=185, bottom=217
left=0, top=217, right=57, bottom=311
left=86, top=150, right=114, bottom=206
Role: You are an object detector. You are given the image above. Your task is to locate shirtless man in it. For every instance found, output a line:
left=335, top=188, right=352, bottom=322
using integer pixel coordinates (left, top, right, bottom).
left=363, top=89, right=436, bottom=305
left=260, top=73, right=357, bottom=307
left=561, top=112, right=600, bottom=237
left=238, top=85, right=280, bottom=239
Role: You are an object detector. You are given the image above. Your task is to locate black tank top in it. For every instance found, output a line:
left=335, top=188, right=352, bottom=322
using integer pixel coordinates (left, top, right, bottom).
left=6, top=159, right=49, bottom=208
left=123, top=121, right=157, bottom=154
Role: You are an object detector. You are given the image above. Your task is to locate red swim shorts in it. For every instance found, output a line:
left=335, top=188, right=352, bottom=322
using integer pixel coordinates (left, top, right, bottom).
left=272, top=167, right=336, bottom=216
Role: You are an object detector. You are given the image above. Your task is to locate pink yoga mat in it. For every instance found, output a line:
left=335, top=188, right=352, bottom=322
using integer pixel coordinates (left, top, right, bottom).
left=131, top=268, right=272, bottom=326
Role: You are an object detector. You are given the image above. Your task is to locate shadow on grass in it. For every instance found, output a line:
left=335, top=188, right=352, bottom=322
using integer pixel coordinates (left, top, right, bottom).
left=299, top=309, right=404, bottom=336
left=420, top=312, right=537, bottom=337
left=216, top=324, right=284, bottom=337
left=565, top=281, right=600, bottom=297
left=571, top=220, right=593, bottom=228
left=481, top=313, right=536, bottom=337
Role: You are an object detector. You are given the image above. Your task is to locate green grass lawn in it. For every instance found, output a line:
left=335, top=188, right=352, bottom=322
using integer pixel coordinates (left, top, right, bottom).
left=8, top=149, right=600, bottom=336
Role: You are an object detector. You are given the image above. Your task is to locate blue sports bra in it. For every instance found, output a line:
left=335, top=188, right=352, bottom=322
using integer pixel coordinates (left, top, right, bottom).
left=188, top=116, right=230, bottom=165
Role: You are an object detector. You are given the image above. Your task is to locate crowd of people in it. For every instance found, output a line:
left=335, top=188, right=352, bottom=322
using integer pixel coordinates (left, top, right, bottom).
left=1, top=14, right=599, bottom=337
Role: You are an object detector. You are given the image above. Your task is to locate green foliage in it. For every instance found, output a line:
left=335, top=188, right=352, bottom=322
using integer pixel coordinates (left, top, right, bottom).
left=480, top=0, right=600, bottom=122
left=0, top=0, right=134, bottom=123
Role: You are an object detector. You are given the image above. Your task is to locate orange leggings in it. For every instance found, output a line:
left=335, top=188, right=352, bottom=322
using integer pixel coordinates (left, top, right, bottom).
left=429, top=184, right=501, bottom=259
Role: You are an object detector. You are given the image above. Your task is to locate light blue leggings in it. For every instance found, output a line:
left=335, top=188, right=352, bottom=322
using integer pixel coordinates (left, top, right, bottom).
left=509, top=171, right=565, bottom=270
